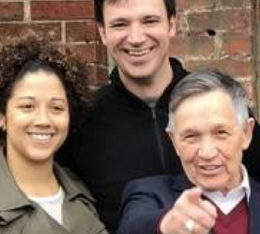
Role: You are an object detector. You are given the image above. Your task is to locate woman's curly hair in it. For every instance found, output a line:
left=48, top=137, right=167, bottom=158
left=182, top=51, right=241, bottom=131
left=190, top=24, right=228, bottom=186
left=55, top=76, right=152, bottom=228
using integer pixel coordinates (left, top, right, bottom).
left=0, top=35, right=93, bottom=144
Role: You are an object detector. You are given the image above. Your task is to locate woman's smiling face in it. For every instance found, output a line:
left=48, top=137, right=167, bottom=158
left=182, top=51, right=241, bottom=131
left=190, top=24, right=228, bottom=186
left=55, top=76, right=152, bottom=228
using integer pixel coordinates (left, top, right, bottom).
left=2, top=69, right=69, bottom=165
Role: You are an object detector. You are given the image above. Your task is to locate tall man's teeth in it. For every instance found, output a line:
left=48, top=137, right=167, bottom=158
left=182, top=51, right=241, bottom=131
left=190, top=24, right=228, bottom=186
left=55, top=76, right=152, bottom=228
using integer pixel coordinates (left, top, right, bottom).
left=128, top=49, right=150, bottom=56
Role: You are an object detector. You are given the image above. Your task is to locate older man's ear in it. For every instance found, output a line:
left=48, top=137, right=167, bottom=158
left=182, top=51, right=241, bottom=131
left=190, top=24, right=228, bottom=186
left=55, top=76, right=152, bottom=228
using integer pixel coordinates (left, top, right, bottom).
left=166, top=128, right=181, bottom=158
left=243, top=117, right=255, bottom=150
left=166, top=129, right=173, bottom=141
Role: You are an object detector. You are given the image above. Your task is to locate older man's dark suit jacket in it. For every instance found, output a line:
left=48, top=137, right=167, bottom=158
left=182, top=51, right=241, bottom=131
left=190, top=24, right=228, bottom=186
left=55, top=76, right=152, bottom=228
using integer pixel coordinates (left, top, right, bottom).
left=116, top=174, right=260, bottom=234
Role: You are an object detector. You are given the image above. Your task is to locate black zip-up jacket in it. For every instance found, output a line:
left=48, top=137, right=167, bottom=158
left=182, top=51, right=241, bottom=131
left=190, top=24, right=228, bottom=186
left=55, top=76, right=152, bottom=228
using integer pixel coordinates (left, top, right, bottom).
left=57, top=57, right=260, bottom=232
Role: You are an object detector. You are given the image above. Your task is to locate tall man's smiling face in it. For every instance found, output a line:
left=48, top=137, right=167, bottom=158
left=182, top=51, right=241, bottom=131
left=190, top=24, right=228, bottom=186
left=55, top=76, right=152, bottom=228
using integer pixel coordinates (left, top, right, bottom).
left=98, top=0, right=176, bottom=82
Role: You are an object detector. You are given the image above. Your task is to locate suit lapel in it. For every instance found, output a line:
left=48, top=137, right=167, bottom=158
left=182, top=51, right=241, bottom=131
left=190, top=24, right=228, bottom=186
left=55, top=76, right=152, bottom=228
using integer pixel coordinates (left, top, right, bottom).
left=169, top=174, right=194, bottom=192
left=248, top=178, right=260, bottom=234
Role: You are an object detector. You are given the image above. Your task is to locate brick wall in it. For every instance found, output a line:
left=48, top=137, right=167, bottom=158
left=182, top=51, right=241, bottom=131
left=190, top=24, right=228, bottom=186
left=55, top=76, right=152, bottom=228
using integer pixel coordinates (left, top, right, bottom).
left=0, top=0, right=259, bottom=116
left=0, top=0, right=107, bottom=86
left=175, top=0, right=258, bottom=115
left=257, top=0, right=260, bottom=117
left=97, top=0, right=260, bottom=116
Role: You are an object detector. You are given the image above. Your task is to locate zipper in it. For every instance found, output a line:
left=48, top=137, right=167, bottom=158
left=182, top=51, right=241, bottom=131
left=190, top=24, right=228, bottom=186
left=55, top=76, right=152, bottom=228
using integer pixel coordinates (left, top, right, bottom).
left=151, top=107, right=166, bottom=170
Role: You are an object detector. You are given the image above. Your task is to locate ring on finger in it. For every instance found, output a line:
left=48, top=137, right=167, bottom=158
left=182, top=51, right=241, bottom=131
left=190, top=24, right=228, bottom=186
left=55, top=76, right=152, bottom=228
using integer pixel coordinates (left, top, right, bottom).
left=184, top=218, right=195, bottom=232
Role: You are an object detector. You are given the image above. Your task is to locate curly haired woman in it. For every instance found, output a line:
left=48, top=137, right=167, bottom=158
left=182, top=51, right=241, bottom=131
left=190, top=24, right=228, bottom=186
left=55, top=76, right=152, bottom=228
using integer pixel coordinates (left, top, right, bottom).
left=0, top=35, right=109, bottom=234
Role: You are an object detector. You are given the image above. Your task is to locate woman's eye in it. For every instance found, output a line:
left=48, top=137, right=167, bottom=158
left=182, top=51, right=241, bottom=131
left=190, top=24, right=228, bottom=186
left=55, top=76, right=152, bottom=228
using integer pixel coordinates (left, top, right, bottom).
left=52, top=106, right=65, bottom=112
left=19, top=104, right=34, bottom=111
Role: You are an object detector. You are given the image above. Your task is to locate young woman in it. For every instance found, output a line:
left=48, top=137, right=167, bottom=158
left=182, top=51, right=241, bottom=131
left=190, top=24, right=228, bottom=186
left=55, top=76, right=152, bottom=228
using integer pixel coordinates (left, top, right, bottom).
left=0, top=36, right=109, bottom=234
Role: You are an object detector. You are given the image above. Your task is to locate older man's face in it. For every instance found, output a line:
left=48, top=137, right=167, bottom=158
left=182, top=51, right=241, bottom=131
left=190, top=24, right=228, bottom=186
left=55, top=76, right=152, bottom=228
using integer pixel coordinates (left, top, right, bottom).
left=170, top=89, right=254, bottom=194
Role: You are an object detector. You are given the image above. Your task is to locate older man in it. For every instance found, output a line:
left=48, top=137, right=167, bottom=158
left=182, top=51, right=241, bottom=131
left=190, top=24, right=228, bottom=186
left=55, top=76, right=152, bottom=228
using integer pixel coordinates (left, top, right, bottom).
left=116, top=70, right=260, bottom=234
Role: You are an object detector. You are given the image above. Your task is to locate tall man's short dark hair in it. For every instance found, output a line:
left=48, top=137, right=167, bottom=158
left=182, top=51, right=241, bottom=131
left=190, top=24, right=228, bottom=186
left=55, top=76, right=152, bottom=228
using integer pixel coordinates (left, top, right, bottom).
left=95, top=0, right=176, bottom=24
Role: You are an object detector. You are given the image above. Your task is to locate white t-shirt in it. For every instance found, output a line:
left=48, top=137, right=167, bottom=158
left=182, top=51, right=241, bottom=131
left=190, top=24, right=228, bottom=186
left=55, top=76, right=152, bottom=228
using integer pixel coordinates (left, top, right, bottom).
left=28, top=187, right=64, bottom=224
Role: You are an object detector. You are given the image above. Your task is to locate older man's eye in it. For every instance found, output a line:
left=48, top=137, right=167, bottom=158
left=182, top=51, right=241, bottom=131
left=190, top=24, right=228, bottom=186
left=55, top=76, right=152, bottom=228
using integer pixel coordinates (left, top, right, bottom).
left=216, top=130, right=229, bottom=137
left=184, top=134, right=199, bottom=143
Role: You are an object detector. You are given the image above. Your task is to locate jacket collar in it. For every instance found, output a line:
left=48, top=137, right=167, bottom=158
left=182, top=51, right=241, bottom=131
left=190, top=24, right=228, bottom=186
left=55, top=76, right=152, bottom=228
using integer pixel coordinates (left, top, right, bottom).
left=0, top=147, right=94, bottom=224
left=109, top=57, right=188, bottom=108
left=0, top=148, right=33, bottom=224
left=54, top=164, right=95, bottom=203
left=169, top=174, right=194, bottom=192
left=248, top=178, right=260, bottom=234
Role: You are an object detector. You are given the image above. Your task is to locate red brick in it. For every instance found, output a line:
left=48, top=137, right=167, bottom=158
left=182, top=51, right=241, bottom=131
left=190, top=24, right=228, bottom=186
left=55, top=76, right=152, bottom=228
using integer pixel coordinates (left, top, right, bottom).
left=31, top=1, right=94, bottom=20
left=185, top=59, right=256, bottom=105
left=259, top=3, right=260, bottom=21
left=178, top=0, right=217, bottom=11
left=222, top=35, right=252, bottom=56
left=219, top=0, right=251, bottom=8
left=70, top=43, right=107, bottom=64
left=170, top=35, right=214, bottom=59
left=88, top=65, right=109, bottom=86
left=85, top=64, right=95, bottom=84
left=175, top=13, right=186, bottom=33
left=0, top=2, right=23, bottom=21
left=185, top=59, right=254, bottom=78
left=240, top=80, right=256, bottom=103
left=69, top=43, right=96, bottom=63
left=0, top=23, right=61, bottom=42
left=188, top=9, right=252, bottom=34
left=95, top=44, right=107, bottom=65
left=66, top=20, right=97, bottom=43
left=178, top=0, right=251, bottom=11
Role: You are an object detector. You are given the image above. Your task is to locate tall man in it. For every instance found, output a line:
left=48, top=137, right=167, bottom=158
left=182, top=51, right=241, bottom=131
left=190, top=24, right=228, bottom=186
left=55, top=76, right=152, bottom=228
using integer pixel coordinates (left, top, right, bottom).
left=116, top=70, right=260, bottom=234
left=57, top=0, right=260, bottom=232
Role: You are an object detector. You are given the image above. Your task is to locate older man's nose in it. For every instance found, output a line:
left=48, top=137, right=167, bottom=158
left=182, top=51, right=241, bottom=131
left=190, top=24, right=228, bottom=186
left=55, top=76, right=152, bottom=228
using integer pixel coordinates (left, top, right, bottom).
left=198, top=140, right=218, bottom=159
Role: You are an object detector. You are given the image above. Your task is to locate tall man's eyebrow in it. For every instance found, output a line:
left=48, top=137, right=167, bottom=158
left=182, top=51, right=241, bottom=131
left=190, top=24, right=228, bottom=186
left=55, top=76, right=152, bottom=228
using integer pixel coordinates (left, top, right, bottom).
left=108, top=18, right=128, bottom=25
left=143, top=15, right=161, bottom=20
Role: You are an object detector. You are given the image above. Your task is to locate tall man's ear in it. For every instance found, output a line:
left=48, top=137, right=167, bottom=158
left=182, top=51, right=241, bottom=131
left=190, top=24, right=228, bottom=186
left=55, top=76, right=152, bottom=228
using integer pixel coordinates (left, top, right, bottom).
left=97, top=23, right=107, bottom=46
left=242, top=117, right=255, bottom=150
left=169, top=16, right=177, bottom=38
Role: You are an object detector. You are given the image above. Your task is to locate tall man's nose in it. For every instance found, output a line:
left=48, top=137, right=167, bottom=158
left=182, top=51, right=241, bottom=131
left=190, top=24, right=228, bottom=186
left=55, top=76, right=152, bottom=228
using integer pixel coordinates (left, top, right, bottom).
left=127, top=23, right=146, bottom=45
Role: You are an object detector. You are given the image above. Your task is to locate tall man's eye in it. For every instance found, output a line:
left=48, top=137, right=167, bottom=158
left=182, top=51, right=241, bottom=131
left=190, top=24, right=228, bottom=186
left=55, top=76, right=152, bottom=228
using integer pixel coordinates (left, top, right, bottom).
left=144, top=19, right=159, bottom=25
left=110, top=22, right=127, bottom=30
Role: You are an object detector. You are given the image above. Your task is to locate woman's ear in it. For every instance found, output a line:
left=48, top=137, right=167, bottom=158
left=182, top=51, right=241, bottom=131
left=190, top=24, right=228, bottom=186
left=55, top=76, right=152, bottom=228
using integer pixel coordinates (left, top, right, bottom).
left=0, top=113, right=6, bottom=131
